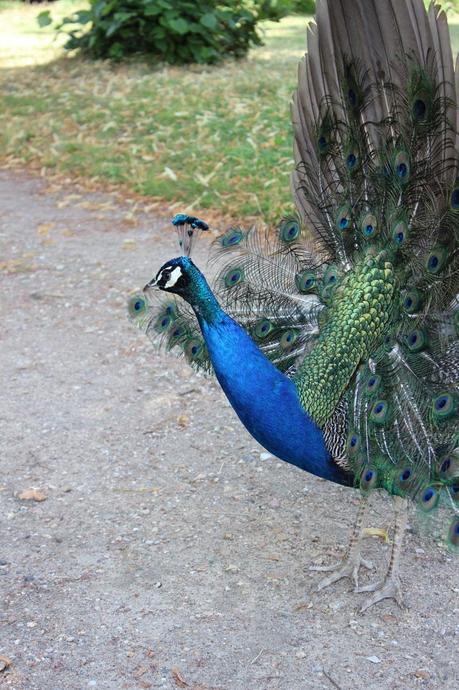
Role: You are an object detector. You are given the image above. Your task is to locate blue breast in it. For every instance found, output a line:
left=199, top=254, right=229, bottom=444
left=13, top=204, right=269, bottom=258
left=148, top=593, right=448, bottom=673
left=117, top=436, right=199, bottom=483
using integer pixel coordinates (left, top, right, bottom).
left=200, top=313, right=352, bottom=486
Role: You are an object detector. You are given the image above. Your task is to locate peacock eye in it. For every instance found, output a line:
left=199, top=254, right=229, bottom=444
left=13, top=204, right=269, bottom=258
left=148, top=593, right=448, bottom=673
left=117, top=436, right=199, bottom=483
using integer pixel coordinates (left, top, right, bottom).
left=127, top=294, right=147, bottom=320
left=360, top=466, right=379, bottom=492
left=413, top=98, right=426, bottom=119
left=346, top=153, right=356, bottom=168
left=418, top=485, right=439, bottom=512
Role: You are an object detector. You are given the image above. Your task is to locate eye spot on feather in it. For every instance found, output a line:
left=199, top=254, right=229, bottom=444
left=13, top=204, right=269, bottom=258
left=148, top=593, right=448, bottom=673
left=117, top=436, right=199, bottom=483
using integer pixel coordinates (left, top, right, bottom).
left=254, top=319, right=274, bottom=339
left=323, top=265, right=339, bottom=290
left=346, top=431, right=360, bottom=457
left=425, top=246, right=447, bottom=274
left=346, top=153, right=356, bottom=168
left=431, top=392, right=456, bottom=420
left=437, top=451, right=459, bottom=483
left=360, top=466, right=378, bottom=492
left=418, top=485, right=439, bottom=512
left=391, top=220, right=408, bottom=246
left=335, top=204, right=352, bottom=231
left=170, top=326, right=184, bottom=340
left=405, top=328, right=427, bottom=353
left=395, top=467, right=414, bottom=494
left=441, top=458, right=451, bottom=472
left=370, top=399, right=390, bottom=425
left=279, top=219, right=300, bottom=243
left=165, top=303, right=177, bottom=317
left=448, top=517, right=459, bottom=549
left=451, top=187, right=459, bottom=209
left=360, top=213, right=378, bottom=239
left=185, top=339, right=203, bottom=361
left=155, top=313, right=172, bottom=333
left=366, top=374, right=381, bottom=395
left=127, top=295, right=147, bottom=319
left=438, top=449, right=459, bottom=484
left=296, top=270, right=317, bottom=293
left=412, top=99, right=426, bottom=120
left=280, top=330, right=298, bottom=350
left=220, top=229, right=244, bottom=248
left=223, top=267, right=244, bottom=288
left=401, top=289, right=422, bottom=314
left=393, top=151, right=410, bottom=184
left=347, top=88, right=357, bottom=107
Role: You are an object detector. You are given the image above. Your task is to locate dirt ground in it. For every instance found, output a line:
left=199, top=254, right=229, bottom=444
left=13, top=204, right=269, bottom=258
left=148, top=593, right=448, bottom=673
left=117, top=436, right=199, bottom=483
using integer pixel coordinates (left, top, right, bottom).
left=0, top=169, right=457, bottom=690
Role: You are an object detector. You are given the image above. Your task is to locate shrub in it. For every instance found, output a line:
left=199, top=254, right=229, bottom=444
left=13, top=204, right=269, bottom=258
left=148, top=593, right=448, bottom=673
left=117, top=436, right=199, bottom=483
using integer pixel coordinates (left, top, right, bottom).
left=292, top=0, right=315, bottom=13
left=38, top=0, right=288, bottom=63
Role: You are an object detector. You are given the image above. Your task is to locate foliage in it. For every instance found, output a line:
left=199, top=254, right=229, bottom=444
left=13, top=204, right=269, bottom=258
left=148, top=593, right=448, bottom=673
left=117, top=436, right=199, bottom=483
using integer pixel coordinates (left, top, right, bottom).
left=258, top=0, right=315, bottom=19
left=291, top=0, right=315, bottom=12
left=1, top=6, right=458, bottom=220
left=38, top=0, right=289, bottom=63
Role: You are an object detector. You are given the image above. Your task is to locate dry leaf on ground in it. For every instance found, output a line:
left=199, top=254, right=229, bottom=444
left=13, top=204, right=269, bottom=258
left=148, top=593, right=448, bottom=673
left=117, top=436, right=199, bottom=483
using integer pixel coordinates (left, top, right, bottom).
left=18, top=489, right=47, bottom=502
left=0, top=655, right=11, bottom=672
left=171, top=667, right=188, bottom=688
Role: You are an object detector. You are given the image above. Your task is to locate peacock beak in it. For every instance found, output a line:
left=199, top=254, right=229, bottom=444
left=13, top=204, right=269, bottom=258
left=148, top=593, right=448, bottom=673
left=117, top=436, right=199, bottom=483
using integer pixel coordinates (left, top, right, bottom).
left=143, top=277, right=158, bottom=292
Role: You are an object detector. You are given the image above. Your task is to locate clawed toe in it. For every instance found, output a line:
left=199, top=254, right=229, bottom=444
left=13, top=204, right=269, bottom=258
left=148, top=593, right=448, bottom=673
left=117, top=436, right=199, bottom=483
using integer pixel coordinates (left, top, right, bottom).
left=359, top=576, right=404, bottom=612
left=312, top=554, right=374, bottom=591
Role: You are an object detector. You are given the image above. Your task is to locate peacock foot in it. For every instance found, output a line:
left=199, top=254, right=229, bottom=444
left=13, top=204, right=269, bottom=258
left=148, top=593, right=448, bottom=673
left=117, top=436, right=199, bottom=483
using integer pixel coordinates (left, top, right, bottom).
left=357, top=574, right=404, bottom=612
left=310, top=552, right=374, bottom=591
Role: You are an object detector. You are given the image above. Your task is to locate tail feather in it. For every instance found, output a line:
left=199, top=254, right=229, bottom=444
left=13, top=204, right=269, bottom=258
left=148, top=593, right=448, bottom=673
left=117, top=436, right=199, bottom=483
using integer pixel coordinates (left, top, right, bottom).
left=289, top=0, right=459, bottom=545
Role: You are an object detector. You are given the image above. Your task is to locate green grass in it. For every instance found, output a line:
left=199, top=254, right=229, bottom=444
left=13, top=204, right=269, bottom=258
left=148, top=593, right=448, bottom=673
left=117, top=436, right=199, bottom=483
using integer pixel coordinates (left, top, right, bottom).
left=0, top=4, right=458, bottom=221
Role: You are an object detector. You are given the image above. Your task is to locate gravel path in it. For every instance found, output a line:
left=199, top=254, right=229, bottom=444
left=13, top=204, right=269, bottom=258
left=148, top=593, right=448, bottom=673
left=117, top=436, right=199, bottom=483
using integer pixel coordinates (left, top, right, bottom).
left=0, top=169, right=457, bottom=690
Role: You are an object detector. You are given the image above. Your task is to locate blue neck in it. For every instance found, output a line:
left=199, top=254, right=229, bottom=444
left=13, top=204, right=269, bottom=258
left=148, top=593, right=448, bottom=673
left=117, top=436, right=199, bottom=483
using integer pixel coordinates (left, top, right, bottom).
left=187, top=283, right=351, bottom=487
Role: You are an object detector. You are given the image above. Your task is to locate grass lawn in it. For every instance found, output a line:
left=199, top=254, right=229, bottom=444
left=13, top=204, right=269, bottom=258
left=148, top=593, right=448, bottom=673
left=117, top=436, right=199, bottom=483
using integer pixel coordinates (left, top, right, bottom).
left=0, top=2, right=458, bottom=222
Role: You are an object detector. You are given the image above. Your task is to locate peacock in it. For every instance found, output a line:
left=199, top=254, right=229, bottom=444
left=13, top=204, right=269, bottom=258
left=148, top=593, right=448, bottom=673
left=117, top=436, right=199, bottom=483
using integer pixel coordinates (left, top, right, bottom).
left=129, top=0, right=459, bottom=611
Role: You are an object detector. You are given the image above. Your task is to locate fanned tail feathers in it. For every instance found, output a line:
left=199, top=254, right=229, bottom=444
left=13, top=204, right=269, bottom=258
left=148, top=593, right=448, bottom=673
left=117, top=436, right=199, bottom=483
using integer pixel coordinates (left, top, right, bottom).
left=290, top=0, right=459, bottom=547
left=129, top=0, right=459, bottom=549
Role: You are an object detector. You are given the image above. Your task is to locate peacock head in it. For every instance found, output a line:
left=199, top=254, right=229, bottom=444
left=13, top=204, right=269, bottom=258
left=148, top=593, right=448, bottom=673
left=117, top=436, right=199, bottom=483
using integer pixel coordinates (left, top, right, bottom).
left=144, top=256, right=211, bottom=308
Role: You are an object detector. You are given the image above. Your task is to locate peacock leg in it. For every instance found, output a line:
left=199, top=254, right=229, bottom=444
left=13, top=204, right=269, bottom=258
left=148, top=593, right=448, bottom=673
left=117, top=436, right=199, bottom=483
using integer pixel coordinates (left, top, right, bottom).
left=357, top=496, right=407, bottom=612
left=310, top=495, right=373, bottom=590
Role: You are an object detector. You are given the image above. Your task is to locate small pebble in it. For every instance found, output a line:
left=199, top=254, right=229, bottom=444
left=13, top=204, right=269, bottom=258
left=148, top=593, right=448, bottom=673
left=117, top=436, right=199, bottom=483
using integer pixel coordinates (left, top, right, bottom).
left=366, top=655, right=381, bottom=664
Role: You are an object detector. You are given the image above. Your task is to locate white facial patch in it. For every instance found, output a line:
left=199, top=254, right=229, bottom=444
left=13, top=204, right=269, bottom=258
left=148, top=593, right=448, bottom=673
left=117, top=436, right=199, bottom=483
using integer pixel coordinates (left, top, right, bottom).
left=164, top=266, right=183, bottom=288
